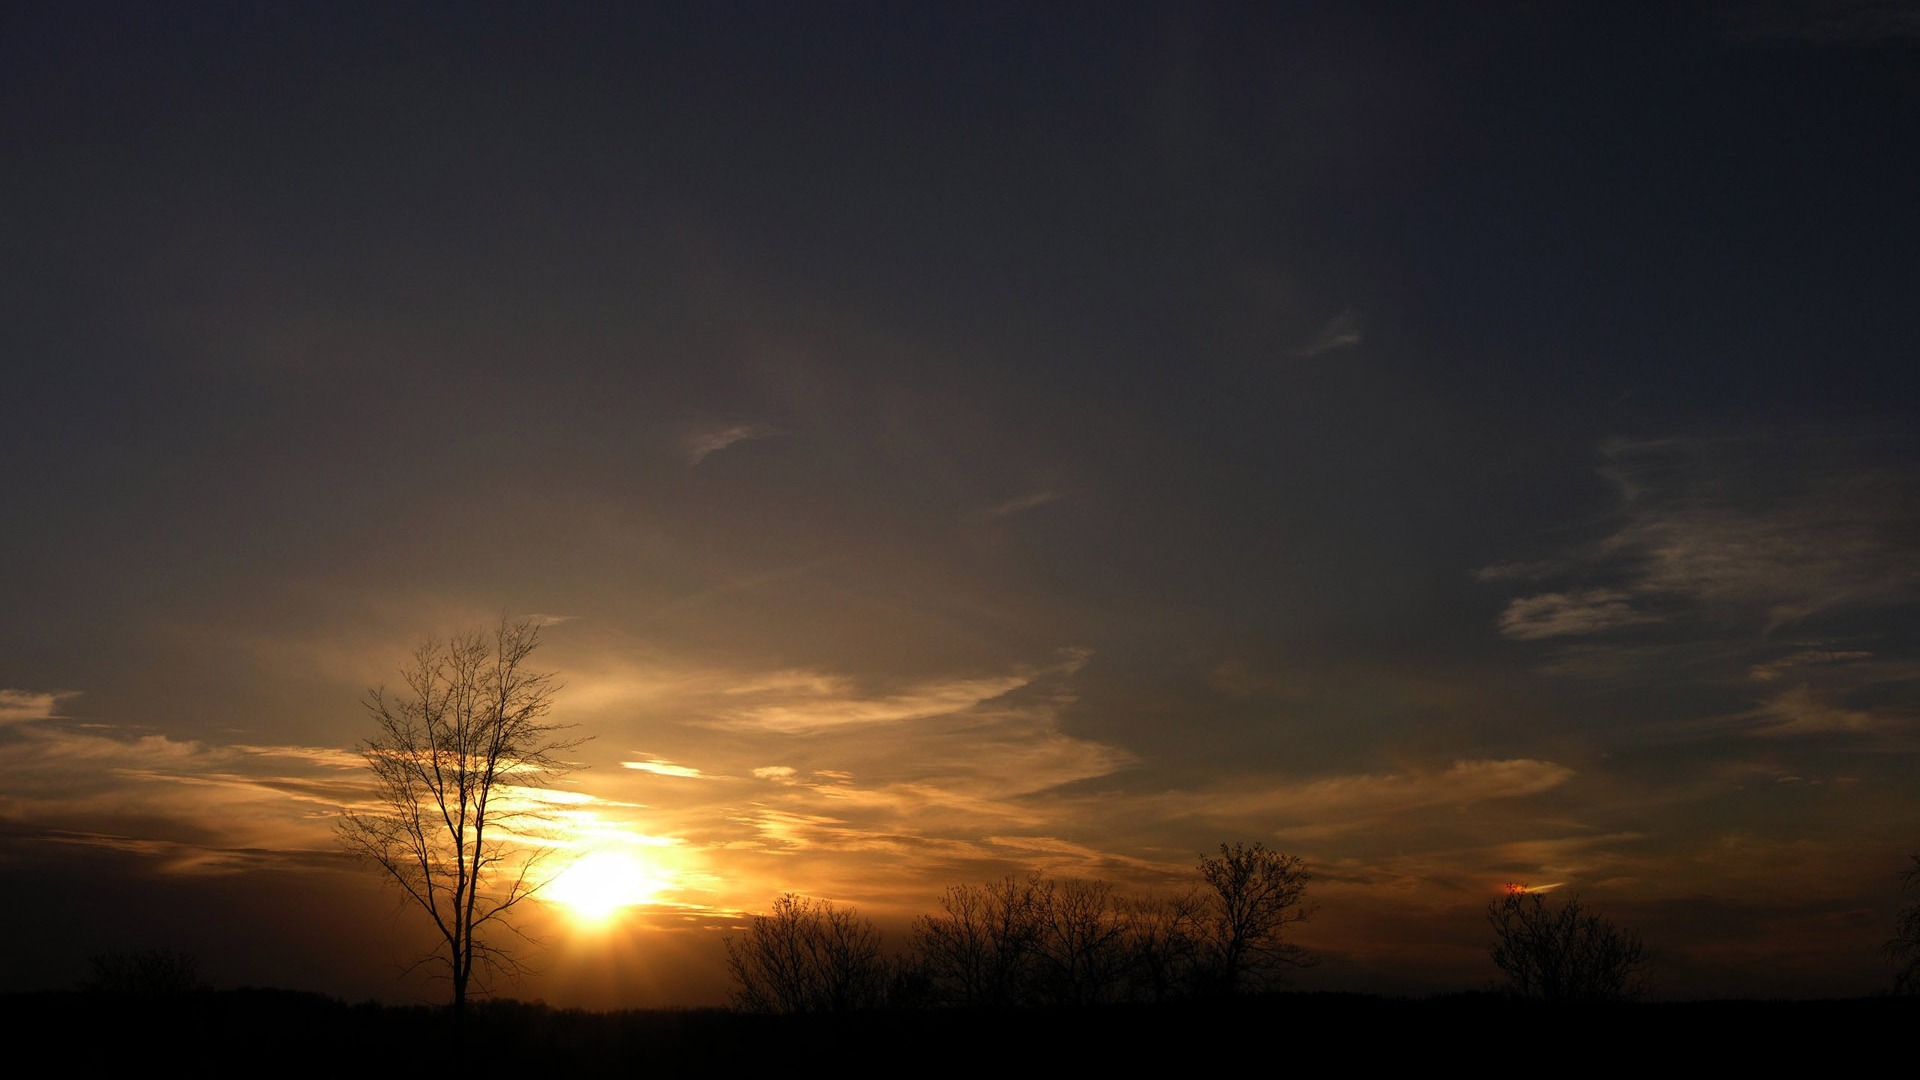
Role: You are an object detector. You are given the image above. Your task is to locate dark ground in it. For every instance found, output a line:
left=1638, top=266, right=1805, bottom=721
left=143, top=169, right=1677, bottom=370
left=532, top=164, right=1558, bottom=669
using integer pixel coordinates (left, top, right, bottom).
left=5, top=989, right=1907, bottom=1069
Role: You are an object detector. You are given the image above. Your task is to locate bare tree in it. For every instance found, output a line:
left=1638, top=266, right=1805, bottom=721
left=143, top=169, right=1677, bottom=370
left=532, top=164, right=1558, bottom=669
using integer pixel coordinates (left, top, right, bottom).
left=1887, top=854, right=1920, bottom=995
left=725, top=893, right=889, bottom=1014
left=1029, top=878, right=1133, bottom=1006
left=1196, top=842, right=1313, bottom=994
left=1122, top=889, right=1204, bottom=1003
left=1488, top=885, right=1648, bottom=1002
left=912, top=875, right=1047, bottom=1007
left=336, top=618, right=579, bottom=1022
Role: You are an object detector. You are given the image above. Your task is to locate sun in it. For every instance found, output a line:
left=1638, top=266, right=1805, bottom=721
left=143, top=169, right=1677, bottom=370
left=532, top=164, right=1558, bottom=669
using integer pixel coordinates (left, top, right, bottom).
left=545, top=849, right=665, bottom=923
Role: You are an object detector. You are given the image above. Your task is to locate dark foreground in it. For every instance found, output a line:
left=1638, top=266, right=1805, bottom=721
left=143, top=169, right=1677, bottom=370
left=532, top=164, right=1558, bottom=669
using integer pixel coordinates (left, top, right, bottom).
left=6, top=989, right=1907, bottom=1068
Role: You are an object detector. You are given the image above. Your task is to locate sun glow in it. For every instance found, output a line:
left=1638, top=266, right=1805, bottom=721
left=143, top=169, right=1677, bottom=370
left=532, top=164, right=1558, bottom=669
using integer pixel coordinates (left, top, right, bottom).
left=546, top=849, right=667, bottom=923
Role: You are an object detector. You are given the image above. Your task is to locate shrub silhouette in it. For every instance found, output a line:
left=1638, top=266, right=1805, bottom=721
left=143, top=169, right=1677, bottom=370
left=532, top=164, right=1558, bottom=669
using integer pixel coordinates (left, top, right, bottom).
left=1887, top=854, right=1920, bottom=994
left=85, top=949, right=203, bottom=995
left=1488, top=885, right=1648, bottom=1002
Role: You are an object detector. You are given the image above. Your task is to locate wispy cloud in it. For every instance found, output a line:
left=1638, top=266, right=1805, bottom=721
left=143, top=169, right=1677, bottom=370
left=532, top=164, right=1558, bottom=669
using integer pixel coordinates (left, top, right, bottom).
left=1116, top=758, right=1577, bottom=842
left=0, top=719, right=635, bottom=883
left=0, top=688, right=74, bottom=724
left=1295, top=308, right=1362, bottom=357
left=229, top=743, right=366, bottom=769
left=984, top=490, right=1061, bottom=518
left=721, top=670, right=851, bottom=697
left=681, top=422, right=780, bottom=465
left=1742, top=685, right=1913, bottom=740
left=1600, top=435, right=1920, bottom=622
left=0, top=723, right=348, bottom=866
left=1747, top=647, right=1877, bottom=682
left=1472, top=559, right=1565, bottom=584
left=622, top=756, right=705, bottom=778
left=1496, top=589, right=1658, bottom=640
left=703, top=656, right=1101, bottom=734
left=32, top=830, right=346, bottom=876
left=556, top=649, right=1137, bottom=905
left=719, top=673, right=1034, bottom=733
left=1483, top=432, right=1920, bottom=642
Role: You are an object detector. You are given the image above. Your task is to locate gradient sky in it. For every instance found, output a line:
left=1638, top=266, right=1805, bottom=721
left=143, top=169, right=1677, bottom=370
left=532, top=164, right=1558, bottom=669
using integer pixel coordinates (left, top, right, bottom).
left=5, top=2, right=1919, bottom=1007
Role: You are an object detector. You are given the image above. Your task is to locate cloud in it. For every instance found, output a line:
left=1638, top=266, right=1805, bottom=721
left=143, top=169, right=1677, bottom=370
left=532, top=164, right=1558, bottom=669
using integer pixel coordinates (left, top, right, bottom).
left=1747, top=648, right=1877, bottom=682
left=1295, top=308, right=1362, bottom=357
left=984, top=490, right=1061, bottom=518
left=710, top=641, right=1098, bottom=734
left=0, top=720, right=637, bottom=884
left=1613, top=509, right=1908, bottom=629
left=0, top=688, right=74, bottom=724
left=1599, top=435, right=1920, bottom=623
left=230, top=743, right=366, bottom=769
left=1496, top=589, right=1658, bottom=640
left=681, top=422, right=779, bottom=465
left=0, top=724, right=355, bottom=868
left=1483, top=432, right=1920, bottom=649
left=559, top=648, right=1138, bottom=904
left=716, top=672, right=1038, bottom=733
left=1743, top=685, right=1909, bottom=739
left=712, top=686, right=1134, bottom=830
left=1192, top=758, right=1576, bottom=837
left=623, top=756, right=705, bottom=778
left=535, top=649, right=1127, bottom=901
left=1472, top=560, right=1565, bottom=583
left=30, top=829, right=345, bottom=876
left=740, top=807, right=856, bottom=852
left=1204, top=659, right=1304, bottom=702
left=721, top=670, right=851, bottom=697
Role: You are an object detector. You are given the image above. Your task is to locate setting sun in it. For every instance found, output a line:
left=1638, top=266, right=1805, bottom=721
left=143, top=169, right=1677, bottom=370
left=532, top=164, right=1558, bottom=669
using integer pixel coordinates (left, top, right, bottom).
left=546, top=850, right=666, bottom=923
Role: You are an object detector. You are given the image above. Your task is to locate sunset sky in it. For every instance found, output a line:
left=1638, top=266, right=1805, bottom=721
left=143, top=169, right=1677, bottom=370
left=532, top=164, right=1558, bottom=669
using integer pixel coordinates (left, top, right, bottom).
left=5, top=2, right=1918, bottom=1007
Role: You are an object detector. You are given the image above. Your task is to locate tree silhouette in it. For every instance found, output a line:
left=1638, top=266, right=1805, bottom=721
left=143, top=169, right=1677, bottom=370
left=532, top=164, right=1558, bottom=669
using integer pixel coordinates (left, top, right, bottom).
left=725, top=893, right=889, bottom=1014
left=1887, top=854, right=1920, bottom=994
left=85, top=949, right=203, bottom=995
left=1030, top=878, right=1133, bottom=1006
left=336, top=618, right=580, bottom=1023
left=912, top=876, right=1047, bottom=1007
left=1121, top=889, right=1203, bottom=1003
left=1488, top=885, right=1648, bottom=1002
left=913, top=856, right=1304, bottom=1007
left=1196, top=842, right=1313, bottom=993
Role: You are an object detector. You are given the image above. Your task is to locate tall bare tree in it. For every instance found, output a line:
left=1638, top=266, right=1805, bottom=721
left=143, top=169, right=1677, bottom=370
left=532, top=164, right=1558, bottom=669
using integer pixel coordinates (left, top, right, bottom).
left=1197, top=842, right=1314, bottom=994
left=336, top=618, right=579, bottom=1021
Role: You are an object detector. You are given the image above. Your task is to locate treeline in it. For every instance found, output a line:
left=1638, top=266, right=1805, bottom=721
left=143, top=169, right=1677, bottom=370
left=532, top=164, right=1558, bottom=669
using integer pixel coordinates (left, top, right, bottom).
left=725, top=842, right=1311, bottom=1014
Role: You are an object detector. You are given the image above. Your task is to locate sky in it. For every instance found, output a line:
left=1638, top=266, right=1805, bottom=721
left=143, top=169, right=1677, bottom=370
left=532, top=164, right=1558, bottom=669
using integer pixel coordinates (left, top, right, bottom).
left=4, top=1, right=1919, bottom=1007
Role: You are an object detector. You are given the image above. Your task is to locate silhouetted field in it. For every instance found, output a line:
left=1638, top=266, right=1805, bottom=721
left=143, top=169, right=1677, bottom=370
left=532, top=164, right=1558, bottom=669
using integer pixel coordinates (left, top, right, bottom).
left=8, top=989, right=1905, bottom=1068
